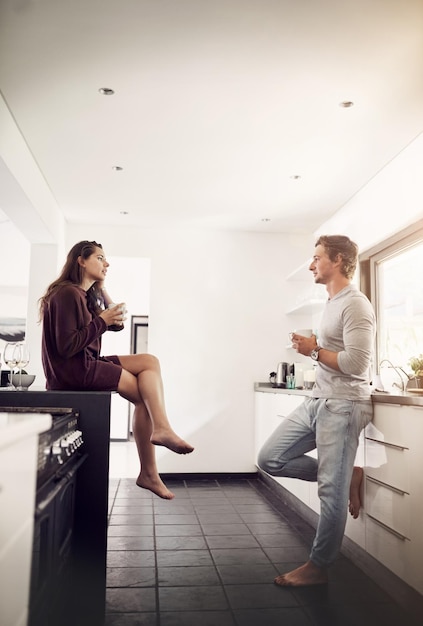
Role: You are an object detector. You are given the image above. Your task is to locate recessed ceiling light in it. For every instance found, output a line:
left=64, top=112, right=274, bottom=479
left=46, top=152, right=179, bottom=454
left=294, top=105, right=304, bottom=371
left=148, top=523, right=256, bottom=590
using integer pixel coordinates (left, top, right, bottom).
left=112, top=166, right=123, bottom=171
left=120, top=211, right=129, bottom=215
left=99, top=87, right=115, bottom=95
left=339, top=101, right=354, bottom=108
left=261, top=218, right=271, bottom=222
left=290, top=175, right=301, bottom=180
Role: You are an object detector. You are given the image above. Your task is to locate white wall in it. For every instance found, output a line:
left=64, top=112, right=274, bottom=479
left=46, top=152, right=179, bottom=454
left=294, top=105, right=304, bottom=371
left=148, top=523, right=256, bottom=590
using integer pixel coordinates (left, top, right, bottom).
left=67, top=224, right=311, bottom=472
left=0, top=220, right=30, bottom=318
left=3, top=129, right=423, bottom=475
left=316, top=132, right=423, bottom=251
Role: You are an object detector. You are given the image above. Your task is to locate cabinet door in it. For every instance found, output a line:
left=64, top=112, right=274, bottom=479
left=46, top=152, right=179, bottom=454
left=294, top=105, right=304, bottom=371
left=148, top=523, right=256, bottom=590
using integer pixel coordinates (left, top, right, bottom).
left=256, top=392, right=310, bottom=505
left=276, top=395, right=313, bottom=505
left=254, top=392, right=279, bottom=455
left=274, top=394, right=305, bottom=418
left=366, top=515, right=409, bottom=582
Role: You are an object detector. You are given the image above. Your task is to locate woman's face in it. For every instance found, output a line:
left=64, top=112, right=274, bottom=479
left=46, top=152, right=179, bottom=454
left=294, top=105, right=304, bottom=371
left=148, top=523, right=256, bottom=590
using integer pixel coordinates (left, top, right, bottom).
left=79, top=246, right=109, bottom=283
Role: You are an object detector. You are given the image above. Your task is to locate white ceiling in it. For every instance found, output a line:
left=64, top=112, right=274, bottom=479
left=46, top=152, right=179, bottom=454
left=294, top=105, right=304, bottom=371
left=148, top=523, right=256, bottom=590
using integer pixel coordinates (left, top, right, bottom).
left=1, top=0, right=423, bottom=235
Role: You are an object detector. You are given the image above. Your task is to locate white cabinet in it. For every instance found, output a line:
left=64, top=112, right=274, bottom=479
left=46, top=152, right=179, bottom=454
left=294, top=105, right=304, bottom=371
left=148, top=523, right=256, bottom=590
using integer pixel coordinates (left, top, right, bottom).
left=255, top=391, right=423, bottom=595
left=364, top=403, right=423, bottom=595
left=255, top=391, right=312, bottom=510
left=0, top=412, right=51, bottom=626
left=255, top=390, right=367, bottom=552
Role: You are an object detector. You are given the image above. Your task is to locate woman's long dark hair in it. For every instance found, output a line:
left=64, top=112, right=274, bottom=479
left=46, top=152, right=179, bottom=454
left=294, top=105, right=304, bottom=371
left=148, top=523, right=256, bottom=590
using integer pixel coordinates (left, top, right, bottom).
left=39, top=240, right=104, bottom=318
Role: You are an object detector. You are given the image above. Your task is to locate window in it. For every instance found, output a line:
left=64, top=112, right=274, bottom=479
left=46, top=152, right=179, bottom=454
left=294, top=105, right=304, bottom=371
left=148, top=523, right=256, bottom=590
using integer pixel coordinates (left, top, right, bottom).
left=361, top=221, right=423, bottom=383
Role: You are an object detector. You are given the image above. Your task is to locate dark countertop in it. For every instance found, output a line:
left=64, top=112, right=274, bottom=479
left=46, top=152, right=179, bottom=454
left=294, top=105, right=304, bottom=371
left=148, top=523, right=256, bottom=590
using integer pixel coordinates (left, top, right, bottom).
left=254, top=382, right=423, bottom=407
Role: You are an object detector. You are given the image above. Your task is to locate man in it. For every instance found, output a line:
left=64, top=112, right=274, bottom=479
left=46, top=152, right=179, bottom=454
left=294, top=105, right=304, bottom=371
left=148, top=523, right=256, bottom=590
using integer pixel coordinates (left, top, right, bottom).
left=258, top=234, right=375, bottom=586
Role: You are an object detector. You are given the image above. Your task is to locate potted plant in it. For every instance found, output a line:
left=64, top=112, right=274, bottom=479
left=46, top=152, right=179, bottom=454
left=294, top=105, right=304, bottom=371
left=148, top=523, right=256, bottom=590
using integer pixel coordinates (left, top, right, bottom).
left=408, top=354, right=423, bottom=387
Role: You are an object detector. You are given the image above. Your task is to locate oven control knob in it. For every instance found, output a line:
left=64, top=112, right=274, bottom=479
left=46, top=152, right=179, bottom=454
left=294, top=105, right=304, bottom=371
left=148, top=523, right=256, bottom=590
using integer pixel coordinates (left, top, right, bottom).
left=68, top=431, right=82, bottom=449
left=60, top=438, right=71, bottom=456
left=75, top=430, right=83, bottom=447
left=52, top=443, right=64, bottom=464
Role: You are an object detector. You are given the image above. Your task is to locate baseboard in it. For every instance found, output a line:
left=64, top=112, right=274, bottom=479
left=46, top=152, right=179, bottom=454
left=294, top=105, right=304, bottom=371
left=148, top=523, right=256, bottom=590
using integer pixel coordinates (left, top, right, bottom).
left=256, top=468, right=423, bottom=621
left=160, top=472, right=259, bottom=481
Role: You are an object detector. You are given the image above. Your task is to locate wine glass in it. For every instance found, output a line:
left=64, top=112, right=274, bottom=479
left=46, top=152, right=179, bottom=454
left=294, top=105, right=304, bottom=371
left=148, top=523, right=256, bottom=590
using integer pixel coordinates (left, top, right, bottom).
left=3, top=342, right=19, bottom=390
left=15, top=342, right=30, bottom=391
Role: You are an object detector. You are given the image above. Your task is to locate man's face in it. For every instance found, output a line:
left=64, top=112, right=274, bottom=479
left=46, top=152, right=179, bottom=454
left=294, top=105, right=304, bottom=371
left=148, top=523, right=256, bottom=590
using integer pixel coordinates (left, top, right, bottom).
left=309, top=244, right=339, bottom=284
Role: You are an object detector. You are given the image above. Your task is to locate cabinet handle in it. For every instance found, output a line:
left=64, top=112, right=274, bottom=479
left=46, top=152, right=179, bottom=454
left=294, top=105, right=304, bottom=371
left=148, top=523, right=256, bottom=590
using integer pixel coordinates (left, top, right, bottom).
left=366, top=513, right=410, bottom=541
left=364, top=436, right=408, bottom=451
left=366, top=474, right=409, bottom=496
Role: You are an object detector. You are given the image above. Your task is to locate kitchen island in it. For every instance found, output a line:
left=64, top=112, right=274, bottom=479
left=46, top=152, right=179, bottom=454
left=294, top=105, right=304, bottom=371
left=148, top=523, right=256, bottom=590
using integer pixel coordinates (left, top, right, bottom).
left=254, top=382, right=423, bottom=618
left=0, top=389, right=112, bottom=626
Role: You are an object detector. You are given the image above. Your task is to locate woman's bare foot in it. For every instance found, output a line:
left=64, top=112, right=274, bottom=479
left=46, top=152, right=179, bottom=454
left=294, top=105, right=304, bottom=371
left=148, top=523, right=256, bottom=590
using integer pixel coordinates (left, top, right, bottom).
left=151, top=428, right=194, bottom=455
left=348, top=466, right=363, bottom=518
left=136, top=473, right=175, bottom=500
left=274, top=561, right=328, bottom=587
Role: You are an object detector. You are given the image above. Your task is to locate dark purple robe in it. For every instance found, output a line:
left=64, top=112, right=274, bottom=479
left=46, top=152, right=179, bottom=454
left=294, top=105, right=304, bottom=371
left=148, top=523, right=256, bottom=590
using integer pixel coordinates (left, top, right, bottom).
left=42, top=284, right=122, bottom=391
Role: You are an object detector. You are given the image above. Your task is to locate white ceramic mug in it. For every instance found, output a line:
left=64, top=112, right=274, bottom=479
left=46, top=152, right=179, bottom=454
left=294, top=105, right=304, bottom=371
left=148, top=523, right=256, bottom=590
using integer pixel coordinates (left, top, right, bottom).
left=108, top=303, right=127, bottom=325
left=289, top=329, right=313, bottom=344
left=291, top=329, right=313, bottom=337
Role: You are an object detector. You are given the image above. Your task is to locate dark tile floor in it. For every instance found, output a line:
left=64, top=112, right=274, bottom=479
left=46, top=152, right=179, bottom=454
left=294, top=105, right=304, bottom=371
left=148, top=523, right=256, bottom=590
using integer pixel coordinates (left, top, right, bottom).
left=105, top=476, right=420, bottom=626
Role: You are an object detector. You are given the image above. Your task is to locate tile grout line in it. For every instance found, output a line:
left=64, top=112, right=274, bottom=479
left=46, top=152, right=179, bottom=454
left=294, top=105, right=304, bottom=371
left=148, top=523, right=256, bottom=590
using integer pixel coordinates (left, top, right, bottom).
left=192, top=481, right=239, bottom=624
left=152, top=486, right=160, bottom=626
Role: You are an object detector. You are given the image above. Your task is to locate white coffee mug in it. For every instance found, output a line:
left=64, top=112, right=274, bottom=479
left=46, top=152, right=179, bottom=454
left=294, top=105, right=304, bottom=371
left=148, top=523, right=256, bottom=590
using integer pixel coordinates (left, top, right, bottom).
left=292, top=329, right=313, bottom=337
left=108, top=303, right=127, bottom=325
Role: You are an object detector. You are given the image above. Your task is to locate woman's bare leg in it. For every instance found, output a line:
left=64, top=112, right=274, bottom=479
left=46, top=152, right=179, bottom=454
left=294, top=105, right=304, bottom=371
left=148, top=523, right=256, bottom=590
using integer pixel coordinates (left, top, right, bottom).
left=132, top=400, right=174, bottom=500
left=118, top=354, right=194, bottom=454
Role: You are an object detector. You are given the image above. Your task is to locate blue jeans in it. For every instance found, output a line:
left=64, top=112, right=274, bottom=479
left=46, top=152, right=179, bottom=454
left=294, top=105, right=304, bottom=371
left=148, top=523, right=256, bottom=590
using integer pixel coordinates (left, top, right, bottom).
left=257, top=397, right=373, bottom=567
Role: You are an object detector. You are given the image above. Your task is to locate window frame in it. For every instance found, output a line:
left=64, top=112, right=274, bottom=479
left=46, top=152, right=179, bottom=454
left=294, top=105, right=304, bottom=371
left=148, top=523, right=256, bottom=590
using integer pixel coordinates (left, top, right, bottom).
left=359, top=218, right=423, bottom=370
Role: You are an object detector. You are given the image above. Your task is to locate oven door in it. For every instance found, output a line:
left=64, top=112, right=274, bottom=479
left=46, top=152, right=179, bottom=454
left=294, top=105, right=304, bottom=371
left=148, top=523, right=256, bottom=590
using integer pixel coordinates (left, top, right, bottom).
left=29, top=455, right=87, bottom=626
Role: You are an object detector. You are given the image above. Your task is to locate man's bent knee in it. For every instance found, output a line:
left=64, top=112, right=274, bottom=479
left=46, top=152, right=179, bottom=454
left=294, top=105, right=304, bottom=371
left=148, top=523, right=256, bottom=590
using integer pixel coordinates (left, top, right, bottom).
left=257, top=450, right=285, bottom=476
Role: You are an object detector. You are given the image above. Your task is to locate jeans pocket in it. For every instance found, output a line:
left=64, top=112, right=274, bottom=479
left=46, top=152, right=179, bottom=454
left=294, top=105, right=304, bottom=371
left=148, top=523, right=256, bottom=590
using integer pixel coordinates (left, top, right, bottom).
left=324, top=398, right=353, bottom=416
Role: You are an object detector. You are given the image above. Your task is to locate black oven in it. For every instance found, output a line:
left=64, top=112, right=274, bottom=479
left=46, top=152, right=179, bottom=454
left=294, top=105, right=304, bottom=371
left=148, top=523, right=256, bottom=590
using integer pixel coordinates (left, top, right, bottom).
left=27, top=407, right=87, bottom=626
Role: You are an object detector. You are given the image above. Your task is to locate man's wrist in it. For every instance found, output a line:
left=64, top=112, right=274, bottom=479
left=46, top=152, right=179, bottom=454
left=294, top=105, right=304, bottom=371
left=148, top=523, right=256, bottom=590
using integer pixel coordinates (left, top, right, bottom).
left=310, top=346, right=322, bottom=361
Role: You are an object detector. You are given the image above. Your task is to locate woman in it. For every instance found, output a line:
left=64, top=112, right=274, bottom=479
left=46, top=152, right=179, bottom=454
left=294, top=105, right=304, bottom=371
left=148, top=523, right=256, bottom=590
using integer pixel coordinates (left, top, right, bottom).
left=39, top=240, right=194, bottom=499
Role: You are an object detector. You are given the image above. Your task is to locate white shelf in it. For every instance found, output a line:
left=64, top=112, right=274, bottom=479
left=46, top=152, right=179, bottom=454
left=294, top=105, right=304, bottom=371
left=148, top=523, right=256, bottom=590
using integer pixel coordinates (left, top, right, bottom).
left=286, top=261, right=312, bottom=282
left=286, top=299, right=326, bottom=315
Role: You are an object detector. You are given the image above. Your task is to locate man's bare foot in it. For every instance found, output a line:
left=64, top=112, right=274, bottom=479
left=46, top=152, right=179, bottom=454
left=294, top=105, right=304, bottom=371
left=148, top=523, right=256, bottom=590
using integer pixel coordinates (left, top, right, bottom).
left=348, top=466, right=363, bottom=519
left=136, top=473, right=175, bottom=500
left=151, top=428, right=194, bottom=455
left=274, top=560, right=328, bottom=587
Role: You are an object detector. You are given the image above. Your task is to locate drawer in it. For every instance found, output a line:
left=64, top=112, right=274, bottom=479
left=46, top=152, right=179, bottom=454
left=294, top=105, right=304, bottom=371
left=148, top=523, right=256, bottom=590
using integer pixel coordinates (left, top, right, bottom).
left=365, top=477, right=410, bottom=539
left=370, top=404, right=409, bottom=448
left=366, top=514, right=409, bottom=582
left=365, top=438, right=409, bottom=493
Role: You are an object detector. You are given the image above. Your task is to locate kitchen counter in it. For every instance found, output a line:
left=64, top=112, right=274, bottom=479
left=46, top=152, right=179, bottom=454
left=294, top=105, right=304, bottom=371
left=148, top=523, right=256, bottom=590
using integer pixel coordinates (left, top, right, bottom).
left=254, top=382, right=312, bottom=396
left=0, top=410, right=51, bottom=448
left=254, top=382, right=423, bottom=406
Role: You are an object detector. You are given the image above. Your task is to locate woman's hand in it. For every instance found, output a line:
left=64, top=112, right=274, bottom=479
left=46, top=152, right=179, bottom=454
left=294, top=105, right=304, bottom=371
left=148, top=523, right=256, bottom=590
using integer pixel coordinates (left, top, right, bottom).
left=99, top=302, right=126, bottom=326
left=95, top=280, right=113, bottom=307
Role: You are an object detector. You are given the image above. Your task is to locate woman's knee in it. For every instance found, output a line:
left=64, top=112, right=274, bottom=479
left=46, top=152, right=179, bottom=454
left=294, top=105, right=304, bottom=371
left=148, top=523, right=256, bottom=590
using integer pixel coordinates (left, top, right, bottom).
left=139, top=353, right=160, bottom=372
